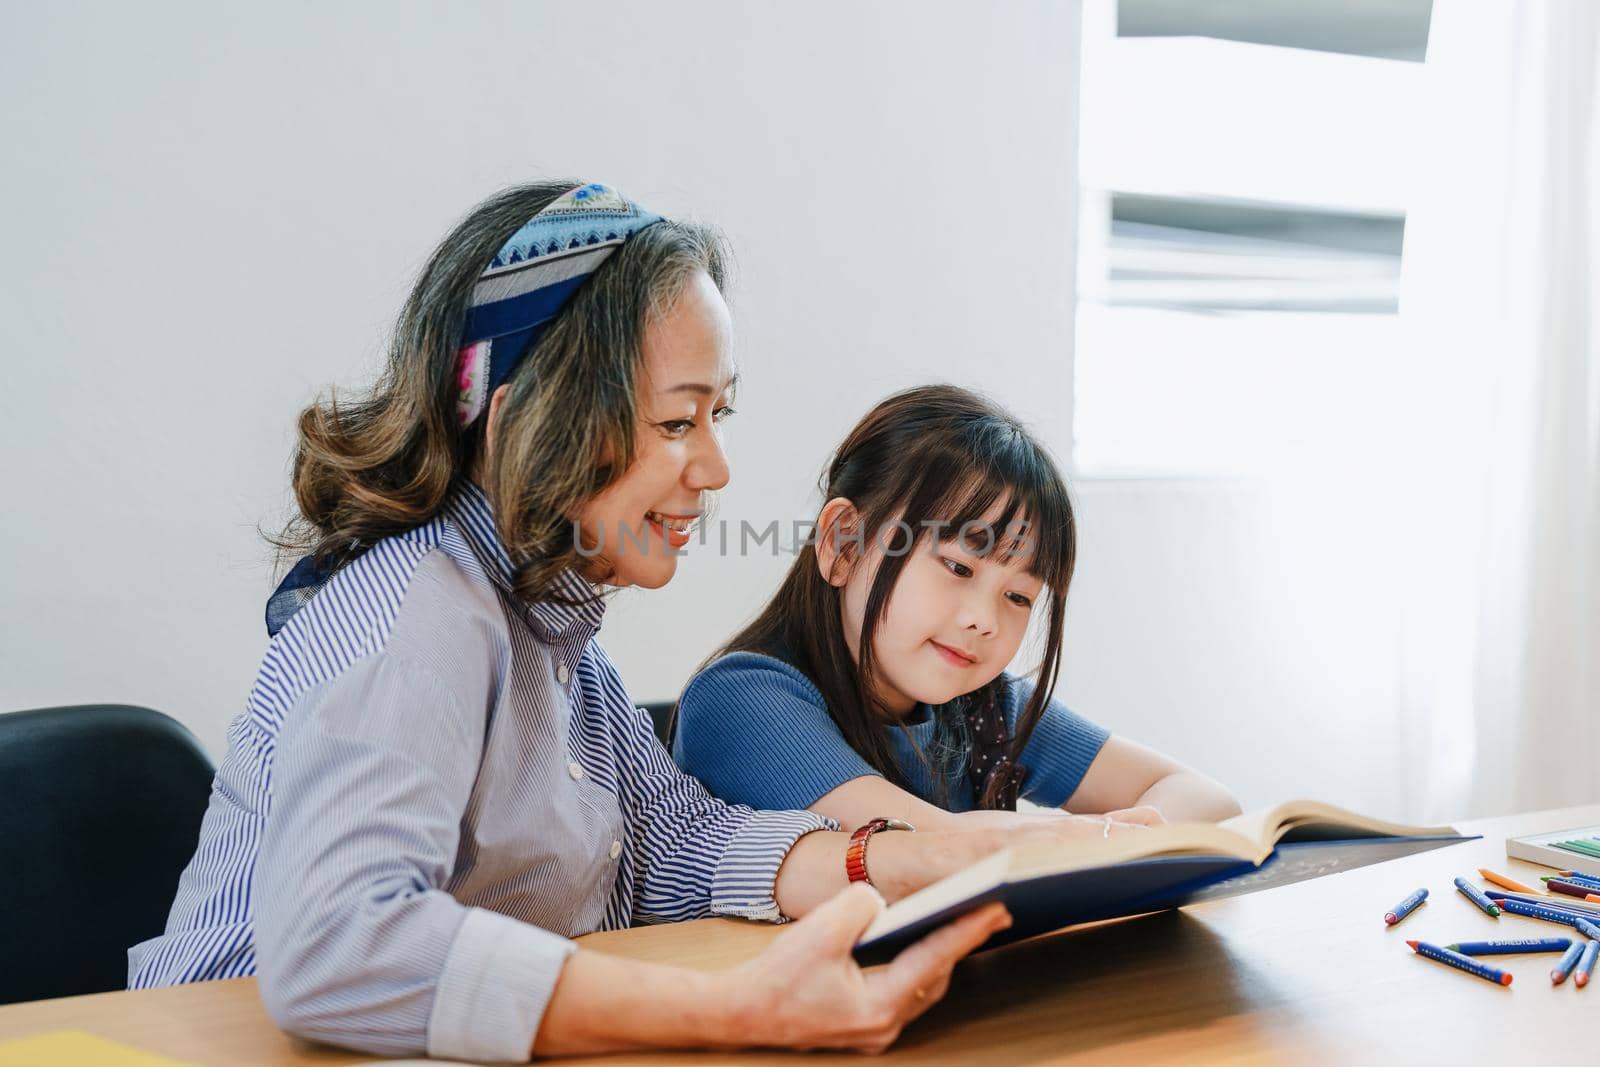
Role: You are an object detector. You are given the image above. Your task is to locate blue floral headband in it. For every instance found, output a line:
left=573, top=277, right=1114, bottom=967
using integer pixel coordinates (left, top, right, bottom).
left=453, top=182, right=663, bottom=424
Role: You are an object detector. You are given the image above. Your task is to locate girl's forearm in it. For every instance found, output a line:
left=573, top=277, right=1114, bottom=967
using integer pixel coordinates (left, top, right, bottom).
left=1134, top=771, right=1242, bottom=822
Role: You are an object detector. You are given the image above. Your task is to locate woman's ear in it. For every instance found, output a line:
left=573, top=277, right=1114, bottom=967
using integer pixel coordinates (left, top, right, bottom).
left=482, top=383, right=513, bottom=469
left=814, top=496, right=861, bottom=588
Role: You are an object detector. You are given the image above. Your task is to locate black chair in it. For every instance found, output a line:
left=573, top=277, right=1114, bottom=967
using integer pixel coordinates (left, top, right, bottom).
left=640, top=701, right=676, bottom=746
left=0, top=704, right=214, bottom=1004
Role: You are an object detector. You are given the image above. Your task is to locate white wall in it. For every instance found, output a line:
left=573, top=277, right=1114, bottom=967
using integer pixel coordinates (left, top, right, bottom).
left=1, top=2, right=1415, bottom=820
left=0, top=0, right=1079, bottom=746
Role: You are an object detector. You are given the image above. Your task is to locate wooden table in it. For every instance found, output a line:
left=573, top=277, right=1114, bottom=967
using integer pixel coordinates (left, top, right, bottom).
left=3, top=805, right=1597, bottom=1065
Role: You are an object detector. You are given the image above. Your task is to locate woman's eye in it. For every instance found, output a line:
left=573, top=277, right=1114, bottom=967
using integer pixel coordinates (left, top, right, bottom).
left=940, top=557, right=973, bottom=579
left=658, top=420, right=694, bottom=437
left=712, top=405, right=736, bottom=423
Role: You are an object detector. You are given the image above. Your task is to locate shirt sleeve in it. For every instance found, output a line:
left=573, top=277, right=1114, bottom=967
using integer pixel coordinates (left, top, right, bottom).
left=254, top=650, right=573, bottom=1064
left=588, top=647, right=837, bottom=925
left=673, top=652, right=881, bottom=811
left=1007, top=676, right=1112, bottom=808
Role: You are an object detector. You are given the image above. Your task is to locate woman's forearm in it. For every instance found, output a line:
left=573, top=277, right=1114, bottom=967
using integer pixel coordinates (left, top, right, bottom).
left=770, top=811, right=1136, bottom=918
left=1134, top=771, right=1242, bottom=822
left=538, top=882, right=1016, bottom=1058
left=534, top=949, right=739, bottom=1056
left=772, top=828, right=1001, bottom=915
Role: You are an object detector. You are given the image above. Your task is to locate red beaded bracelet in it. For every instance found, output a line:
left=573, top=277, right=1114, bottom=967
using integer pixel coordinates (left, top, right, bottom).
left=845, top=817, right=916, bottom=886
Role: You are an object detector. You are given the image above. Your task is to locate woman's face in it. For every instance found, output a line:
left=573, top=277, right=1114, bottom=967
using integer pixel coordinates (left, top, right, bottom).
left=575, top=270, right=736, bottom=589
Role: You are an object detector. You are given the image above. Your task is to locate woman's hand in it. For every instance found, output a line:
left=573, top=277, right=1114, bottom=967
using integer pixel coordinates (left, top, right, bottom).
left=719, top=883, right=1011, bottom=1053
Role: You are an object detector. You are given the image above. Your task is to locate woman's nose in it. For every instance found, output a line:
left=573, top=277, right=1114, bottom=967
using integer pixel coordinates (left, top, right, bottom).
left=687, top=427, right=731, bottom=492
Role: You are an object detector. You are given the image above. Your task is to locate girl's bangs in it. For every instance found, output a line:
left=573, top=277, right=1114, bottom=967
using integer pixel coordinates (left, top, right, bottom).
left=899, top=454, right=1073, bottom=586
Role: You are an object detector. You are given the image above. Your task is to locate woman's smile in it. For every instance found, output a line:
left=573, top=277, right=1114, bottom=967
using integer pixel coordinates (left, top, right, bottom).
left=645, top=509, right=700, bottom=550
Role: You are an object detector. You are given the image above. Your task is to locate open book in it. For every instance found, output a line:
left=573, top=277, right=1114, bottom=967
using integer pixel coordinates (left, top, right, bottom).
left=853, top=800, right=1471, bottom=964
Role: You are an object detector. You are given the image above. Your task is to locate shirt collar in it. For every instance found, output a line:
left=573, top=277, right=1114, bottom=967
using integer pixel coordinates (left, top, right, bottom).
left=446, top=479, right=606, bottom=642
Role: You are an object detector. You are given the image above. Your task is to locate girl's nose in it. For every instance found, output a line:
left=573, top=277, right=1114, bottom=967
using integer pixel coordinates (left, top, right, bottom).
left=961, top=595, right=998, bottom=638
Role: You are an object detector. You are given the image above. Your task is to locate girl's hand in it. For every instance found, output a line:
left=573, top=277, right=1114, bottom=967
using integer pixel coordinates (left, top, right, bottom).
left=1100, top=805, right=1166, bottom=827
left=1006, top=812, right=1151, bottom=846
left=719, top=883, right=1011, bottom=1053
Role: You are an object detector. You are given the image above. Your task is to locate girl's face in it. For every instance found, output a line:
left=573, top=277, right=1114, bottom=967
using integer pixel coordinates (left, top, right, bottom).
left=574, top=271, right=736, bottom=589
left=823, top=500, right=1044, bottom=716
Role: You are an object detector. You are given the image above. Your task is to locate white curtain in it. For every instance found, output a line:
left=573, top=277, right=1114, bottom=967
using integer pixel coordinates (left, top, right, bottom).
left=1395, top=1, right=1600, bottom=820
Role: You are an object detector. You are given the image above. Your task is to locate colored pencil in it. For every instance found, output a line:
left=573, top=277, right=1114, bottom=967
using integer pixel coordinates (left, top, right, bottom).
left=1552, top=941, right=1585, bottom=984
left=1479, top=868, right=1539, bottom=894
left=1577, top=941, right=1600, bottom=988
left=1454, top=877, right=1502, bottom=916
left=1549, top=871, right=1600, bottom=890
left=1545, top=878, right=1600, bottom=903
left=1385, top=887, right=1428, bottom=926
left=1406, top=940, right=1512, bottom=986
left=1445, top=938, right=1571, bottom=955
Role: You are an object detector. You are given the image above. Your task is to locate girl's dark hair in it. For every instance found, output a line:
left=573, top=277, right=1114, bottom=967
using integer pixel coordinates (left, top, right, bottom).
left=271, top=180, right=729, bottom=604
left=711, top=384, right=1077, bottom=809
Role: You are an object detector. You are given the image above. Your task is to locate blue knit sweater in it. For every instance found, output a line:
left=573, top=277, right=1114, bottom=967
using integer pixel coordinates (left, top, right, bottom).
left=673, top=651, right=1110, bottom=813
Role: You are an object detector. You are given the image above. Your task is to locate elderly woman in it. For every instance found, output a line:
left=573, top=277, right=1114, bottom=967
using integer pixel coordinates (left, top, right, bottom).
left=128, top=181, right=1131, bottom=1061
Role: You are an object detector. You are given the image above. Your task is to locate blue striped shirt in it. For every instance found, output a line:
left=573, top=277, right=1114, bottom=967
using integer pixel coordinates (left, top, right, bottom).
left=127, top=482, right=833, bottom=1061
left=674, top=652, right=1110, bottom=812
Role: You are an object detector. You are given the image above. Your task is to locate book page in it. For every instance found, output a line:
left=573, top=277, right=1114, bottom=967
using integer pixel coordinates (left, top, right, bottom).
left=1219, top=799, right=1458, bottom=847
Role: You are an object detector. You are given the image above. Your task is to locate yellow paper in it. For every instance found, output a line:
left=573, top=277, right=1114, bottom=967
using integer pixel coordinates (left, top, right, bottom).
left=0, top=1030, right=193, bottom=1067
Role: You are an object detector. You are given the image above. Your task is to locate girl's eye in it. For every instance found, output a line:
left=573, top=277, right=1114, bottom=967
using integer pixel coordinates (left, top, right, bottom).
left=940, top=557, right=973, bottom=579
left=1006, top=591, right=1034, bottom=609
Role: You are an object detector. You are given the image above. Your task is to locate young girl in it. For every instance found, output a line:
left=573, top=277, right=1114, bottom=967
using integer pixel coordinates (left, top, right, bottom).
left=674, top=385, right=1240, bottom=835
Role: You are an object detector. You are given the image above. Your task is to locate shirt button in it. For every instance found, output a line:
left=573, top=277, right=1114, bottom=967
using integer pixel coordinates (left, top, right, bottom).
left=555, top=662, right=570, bottom=685
left=608, top=840, right=622, bottom=860
left=567, top=762, right=584, bottom=781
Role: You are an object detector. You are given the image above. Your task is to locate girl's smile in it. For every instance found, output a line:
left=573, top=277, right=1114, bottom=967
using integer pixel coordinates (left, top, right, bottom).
left=929, top=639, right=981, bottom=669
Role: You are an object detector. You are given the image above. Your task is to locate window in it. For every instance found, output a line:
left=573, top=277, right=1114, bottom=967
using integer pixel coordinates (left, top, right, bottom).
left=1074, top=0, right=1433, bottom=475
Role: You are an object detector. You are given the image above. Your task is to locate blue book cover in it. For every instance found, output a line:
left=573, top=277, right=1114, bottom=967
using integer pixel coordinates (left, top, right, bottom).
left=853, top=800, right=1474, bottom=965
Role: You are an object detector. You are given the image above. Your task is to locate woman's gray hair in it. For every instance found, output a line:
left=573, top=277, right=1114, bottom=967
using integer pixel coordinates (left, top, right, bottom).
left=274, top=180, right=731, bottom=604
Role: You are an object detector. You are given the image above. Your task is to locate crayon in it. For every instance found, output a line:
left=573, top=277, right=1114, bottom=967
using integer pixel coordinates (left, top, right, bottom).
left=1454, top=877, right=1501, bottom=916
left=1545, top=878, right=1600, bottom=903
left=1385, top=887, right=1428, bottom=926
left=1445, top=938, right=1572, bottom=955
left=1552, top=940, right=1585, bottom=984
left=1480, top=868, right=1540, bottom=894
left=1576, top=917, right=1600, bottom=941
left=1496, top=896, right=1594, bottom=927
left=1485, top=890, right=1600, bottom=917
left=1577, top=941, right=1600, bottom=988
left=1406, top=940, right=1512, bottom=986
